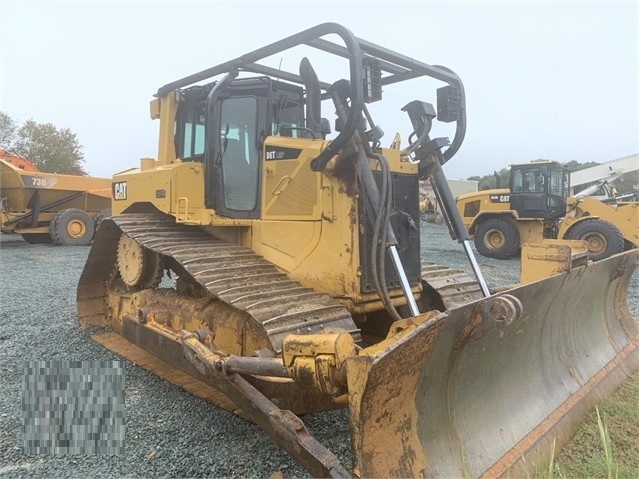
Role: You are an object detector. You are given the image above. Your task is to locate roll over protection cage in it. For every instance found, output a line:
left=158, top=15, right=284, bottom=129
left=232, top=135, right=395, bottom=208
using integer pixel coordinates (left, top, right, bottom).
left=155, top=22, right=466, bottom=169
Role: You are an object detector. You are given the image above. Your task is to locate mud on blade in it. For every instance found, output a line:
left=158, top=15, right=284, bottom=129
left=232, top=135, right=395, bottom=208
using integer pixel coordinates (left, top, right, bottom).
left=348, top=250, right=639, bottom=478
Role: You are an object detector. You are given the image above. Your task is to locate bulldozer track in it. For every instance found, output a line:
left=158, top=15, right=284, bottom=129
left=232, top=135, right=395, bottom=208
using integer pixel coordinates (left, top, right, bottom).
left=82, top=213, right=360, bottom=351
left=79, top=213, right=482, bottom=345
left=420, top=262, right=483, bottom=308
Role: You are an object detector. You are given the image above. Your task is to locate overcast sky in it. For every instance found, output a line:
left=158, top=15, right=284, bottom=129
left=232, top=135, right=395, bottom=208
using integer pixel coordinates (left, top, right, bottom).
left=1, top=1, right=637, bottom=180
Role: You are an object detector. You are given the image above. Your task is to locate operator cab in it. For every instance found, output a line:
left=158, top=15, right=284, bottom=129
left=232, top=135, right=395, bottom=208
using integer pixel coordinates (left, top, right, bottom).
left=173, top=77, right=306, bottom=219
left=509, top=161, right=567, bottom=219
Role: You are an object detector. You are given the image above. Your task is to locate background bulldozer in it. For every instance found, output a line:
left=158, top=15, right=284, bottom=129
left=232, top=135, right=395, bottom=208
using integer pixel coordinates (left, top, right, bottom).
left=456, top=160, right=638, bottom=260
left=77, top=24, right=639, bottom=478
left=0, top=149, right=111, bottom=245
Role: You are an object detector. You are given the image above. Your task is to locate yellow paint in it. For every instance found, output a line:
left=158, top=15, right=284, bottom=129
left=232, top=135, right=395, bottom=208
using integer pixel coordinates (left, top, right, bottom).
left=520, top=240, right=589, bottom=283
left=153, top=92, right=179, bottom=164
left=559, top=196, right=638, bottom=245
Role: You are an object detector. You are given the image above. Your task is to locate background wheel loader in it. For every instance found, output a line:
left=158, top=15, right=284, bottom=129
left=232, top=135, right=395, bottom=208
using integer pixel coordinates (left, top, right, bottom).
left=77, top=23, right=639, bottom=478
left=456, top=160, right=638, bottom=260
left=0, top=149, right=111, bottom=245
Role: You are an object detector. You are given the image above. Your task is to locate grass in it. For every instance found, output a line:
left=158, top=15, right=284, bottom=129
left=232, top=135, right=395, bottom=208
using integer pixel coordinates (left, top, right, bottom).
left=552, top=370, right=639, bottom=478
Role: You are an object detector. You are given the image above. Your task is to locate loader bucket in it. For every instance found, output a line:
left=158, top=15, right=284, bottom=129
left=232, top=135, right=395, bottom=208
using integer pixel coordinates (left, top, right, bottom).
left=347, top=249, right=639, bottom=478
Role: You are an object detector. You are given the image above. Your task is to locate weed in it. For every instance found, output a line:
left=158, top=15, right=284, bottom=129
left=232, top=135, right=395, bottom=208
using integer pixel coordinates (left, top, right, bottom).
left=556, top=371, right=639, bottom=478
left=596, top=407, right=618, bottom=479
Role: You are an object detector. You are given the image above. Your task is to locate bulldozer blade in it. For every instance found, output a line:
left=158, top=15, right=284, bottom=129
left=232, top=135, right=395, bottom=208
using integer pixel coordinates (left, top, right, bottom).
left=347, top=249, right=639, bottom=478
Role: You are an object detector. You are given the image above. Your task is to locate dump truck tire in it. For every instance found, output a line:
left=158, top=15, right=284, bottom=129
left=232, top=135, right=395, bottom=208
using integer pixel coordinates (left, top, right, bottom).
left=50, top=208, right=95, bottom=246
left=474, top=217, right=520, bottom=259
left=564, top=218, right=625, bottom=261
left=21, top=233, right=53, bottom=244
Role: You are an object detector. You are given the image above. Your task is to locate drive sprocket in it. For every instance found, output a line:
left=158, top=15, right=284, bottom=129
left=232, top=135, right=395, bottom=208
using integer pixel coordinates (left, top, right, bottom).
left=116, top=233, right=163, bottom=289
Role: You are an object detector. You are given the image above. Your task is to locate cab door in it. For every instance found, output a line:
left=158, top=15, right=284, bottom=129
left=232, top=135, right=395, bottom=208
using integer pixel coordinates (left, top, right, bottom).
left=206, top=78, right=270, bottom=219
left=510, top=164, right=567, bottom=220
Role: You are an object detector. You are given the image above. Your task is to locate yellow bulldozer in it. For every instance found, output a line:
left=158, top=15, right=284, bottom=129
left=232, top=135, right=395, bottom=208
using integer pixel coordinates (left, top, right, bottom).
left=77, top=24, right=639, bottom=478
left=456, top=160, right=638, bottom=260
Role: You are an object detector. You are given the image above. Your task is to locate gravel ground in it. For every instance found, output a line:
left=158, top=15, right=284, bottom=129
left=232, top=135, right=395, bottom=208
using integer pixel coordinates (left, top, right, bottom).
left=0, top=223, right=637, bottom=478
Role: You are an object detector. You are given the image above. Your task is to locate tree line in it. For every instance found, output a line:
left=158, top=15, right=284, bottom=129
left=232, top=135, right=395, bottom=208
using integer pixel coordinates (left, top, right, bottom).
left=0, top=111, right=86, bottom=175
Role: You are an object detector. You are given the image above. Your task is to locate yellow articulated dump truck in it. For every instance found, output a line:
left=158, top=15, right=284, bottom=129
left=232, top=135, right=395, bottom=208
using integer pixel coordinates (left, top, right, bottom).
left=456, top=160, right=638, bottom=260
left=0, top=150, right=111, bottom=245
left=77, top=24, right=639, bottom=478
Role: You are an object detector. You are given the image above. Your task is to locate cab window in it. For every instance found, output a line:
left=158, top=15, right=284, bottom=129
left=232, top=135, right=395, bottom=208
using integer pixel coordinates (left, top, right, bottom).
left=548, top=168, right=564, bottom=196
left=273, top=97, right=303, bottom=137
left=220, top=96, right=259, bottom=211
left=512, top=170, right=523, bottom=192
left=513, top=169, right=545, bottom=193
left=179, top=107, right=205, bottom=159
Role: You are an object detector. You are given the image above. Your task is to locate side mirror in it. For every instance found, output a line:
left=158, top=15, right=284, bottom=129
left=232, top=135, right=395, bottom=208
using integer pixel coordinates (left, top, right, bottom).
left=401, top=100, right=435, bottom=139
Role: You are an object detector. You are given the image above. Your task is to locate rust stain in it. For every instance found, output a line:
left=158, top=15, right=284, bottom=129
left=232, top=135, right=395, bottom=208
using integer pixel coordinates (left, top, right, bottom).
left=452, top=311, right=482, bottom=352
left=352, top=318, right=445, bottom=478
left=331, top=153, right=358, bottom=197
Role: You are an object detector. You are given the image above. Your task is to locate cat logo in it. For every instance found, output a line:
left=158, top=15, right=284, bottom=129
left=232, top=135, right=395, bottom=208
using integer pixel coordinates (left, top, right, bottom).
left=113, top=181, right=127, bottom=200
left=489, top=194, right=510, bottom=203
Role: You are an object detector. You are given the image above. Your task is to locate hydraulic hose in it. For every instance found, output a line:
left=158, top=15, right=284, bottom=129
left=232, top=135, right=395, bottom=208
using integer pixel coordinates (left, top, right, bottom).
left=369, top=152, right=403, bottom=322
